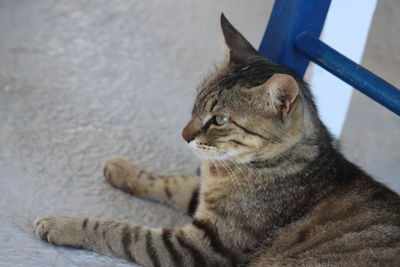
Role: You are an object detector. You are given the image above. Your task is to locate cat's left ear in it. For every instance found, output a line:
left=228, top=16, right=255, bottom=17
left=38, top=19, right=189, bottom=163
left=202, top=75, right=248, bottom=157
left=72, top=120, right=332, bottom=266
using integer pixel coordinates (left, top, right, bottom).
left=221, top=13, right=260, bottom=64
left=256, top=74, right=299, bottom=116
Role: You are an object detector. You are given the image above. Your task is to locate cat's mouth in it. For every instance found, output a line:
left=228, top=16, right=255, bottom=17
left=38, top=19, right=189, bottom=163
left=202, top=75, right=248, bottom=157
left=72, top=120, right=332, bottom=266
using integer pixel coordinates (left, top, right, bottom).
left=188, top=140, right=235, bottom=161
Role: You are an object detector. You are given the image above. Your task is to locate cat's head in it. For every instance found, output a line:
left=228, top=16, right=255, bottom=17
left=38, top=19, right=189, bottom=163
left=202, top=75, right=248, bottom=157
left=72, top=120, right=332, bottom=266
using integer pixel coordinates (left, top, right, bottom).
left=183, top=14, right=320, bottom=164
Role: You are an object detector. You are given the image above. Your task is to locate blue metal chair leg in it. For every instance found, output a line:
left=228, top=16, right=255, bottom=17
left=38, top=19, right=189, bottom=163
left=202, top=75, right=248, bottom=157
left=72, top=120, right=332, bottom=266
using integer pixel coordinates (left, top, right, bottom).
left=259, top=0, right=400, bottom=116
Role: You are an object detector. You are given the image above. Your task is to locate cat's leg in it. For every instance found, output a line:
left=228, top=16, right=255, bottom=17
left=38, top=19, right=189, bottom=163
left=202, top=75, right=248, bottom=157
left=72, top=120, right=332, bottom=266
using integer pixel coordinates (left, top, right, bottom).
left=34, top=215, right=235, bottom=267
left=103, top=157, right=200, bottom=215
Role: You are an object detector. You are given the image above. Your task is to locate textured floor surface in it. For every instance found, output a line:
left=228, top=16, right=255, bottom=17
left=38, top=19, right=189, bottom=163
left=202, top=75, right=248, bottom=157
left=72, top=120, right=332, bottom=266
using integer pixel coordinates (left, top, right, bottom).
left=0, top=0, right=398, bottom=266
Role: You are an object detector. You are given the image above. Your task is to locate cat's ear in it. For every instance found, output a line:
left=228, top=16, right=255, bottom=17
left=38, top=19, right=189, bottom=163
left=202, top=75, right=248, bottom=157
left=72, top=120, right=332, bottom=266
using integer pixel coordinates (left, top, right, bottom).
left=221, top=13, right=260, bottom=64
left=255, top=74, right=299, bottom=116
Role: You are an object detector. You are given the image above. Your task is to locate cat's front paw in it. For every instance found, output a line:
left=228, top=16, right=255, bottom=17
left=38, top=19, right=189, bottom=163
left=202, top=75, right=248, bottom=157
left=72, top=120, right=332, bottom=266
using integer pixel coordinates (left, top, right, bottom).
left=103, top=157, right=144, bottom=194
left=34, top=215, right=85, bottom=247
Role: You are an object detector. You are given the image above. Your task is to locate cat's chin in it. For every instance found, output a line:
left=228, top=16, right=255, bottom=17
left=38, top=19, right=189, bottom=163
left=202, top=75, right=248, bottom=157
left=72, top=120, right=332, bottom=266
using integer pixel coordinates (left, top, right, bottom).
left=188, top=140, right=233, bottom=161
left=190, top=147, right=223, bottom=161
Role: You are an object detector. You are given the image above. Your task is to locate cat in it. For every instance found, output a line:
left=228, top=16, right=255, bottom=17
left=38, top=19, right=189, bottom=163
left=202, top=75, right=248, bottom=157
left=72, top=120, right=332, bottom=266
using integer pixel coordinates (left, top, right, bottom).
left=35, top=14, right=400, bottom=266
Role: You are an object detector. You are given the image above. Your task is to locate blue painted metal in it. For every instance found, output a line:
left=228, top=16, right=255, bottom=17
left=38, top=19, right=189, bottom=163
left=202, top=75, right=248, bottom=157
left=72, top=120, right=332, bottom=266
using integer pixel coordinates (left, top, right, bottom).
left=260, top=0, right=400, bottom=116
left=295, top=32, right=400, bottom=116
left=258, top=0, right=331, bottom=76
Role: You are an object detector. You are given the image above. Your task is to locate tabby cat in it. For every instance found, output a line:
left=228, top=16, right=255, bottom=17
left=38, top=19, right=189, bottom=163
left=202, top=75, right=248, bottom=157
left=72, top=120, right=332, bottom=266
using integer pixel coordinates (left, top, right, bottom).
left=35, top=14, right=400, bottom=266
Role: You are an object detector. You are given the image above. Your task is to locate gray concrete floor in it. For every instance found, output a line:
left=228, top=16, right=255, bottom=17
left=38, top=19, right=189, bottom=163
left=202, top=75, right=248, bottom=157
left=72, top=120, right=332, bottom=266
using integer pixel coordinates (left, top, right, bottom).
left=0, top=0, right=398, bottom=266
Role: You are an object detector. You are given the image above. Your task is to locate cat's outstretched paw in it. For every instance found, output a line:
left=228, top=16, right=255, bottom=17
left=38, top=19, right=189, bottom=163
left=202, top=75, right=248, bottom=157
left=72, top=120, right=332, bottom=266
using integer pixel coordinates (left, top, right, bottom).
left=35, top=215, right=55, bottom=243
left=34, top=215, right=84, bottom=247
left=103, top=157, right=145, bottom=196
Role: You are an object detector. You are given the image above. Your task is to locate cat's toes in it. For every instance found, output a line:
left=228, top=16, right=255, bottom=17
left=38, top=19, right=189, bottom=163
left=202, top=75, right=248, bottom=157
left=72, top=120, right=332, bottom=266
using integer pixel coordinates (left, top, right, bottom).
left=104, top=157, right=128, bottom=186
left=103, top=157, right=140, bottom=187
left=34, top=215, right=68, bottom=245
left=35, top=215, right=55, bottom=243
left=34, top=215, right=84, bottom=247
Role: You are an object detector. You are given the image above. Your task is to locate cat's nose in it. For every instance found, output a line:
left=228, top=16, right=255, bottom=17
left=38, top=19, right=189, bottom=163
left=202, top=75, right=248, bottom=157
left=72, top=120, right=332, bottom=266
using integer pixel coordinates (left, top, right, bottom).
left=182, top=127, right=195, bottom=143
left=182, top=118, right=201, bottom=143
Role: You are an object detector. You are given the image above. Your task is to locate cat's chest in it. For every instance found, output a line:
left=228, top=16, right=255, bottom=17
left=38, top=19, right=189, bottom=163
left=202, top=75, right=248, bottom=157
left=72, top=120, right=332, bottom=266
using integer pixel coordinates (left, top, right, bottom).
left=200, top=161, right=267, bottom=215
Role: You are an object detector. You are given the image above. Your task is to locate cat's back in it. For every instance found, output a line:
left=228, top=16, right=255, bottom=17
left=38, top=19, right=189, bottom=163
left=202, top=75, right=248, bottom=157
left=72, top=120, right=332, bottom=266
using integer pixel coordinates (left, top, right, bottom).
left=249, top=174, right=400, bottom=267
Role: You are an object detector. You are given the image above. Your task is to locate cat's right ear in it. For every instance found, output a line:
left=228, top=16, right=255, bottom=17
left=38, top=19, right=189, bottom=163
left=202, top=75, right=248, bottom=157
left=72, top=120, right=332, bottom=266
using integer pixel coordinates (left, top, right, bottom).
left=220, top=13, right=260, bottom=65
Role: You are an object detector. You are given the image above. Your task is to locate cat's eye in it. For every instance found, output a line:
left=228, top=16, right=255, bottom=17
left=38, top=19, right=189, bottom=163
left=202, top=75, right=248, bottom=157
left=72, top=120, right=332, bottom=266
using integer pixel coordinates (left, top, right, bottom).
left=215, top=115, right=229, bottom=126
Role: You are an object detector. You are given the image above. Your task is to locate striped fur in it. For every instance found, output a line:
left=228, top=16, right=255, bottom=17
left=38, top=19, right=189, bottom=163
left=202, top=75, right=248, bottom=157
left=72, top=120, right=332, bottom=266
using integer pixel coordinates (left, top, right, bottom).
left=35, top=14, right=400, bottom=266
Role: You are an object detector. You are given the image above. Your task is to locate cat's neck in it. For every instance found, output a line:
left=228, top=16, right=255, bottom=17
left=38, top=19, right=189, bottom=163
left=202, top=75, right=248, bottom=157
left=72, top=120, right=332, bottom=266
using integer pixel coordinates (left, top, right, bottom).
left=202, top=134, right=356, bottom=200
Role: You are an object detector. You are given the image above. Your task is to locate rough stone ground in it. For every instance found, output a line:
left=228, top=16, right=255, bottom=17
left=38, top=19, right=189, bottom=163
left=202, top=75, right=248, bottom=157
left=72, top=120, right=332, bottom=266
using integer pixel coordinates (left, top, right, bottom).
left=0, top=0, right=398, bottom=266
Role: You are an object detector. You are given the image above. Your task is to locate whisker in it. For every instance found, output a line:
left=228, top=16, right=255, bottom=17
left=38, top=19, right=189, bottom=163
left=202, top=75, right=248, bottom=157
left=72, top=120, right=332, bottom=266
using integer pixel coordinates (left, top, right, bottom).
left=218, top=158, right=246, bottom=197
left=190, top=142, right=263, bottom=192
left=215, top=147, right=262, bottom=190
left=211, top=147, right=251, bottom=194
left=225, top=158, right=256, bottom=192
left=211, top=156, right=243, bottom=196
